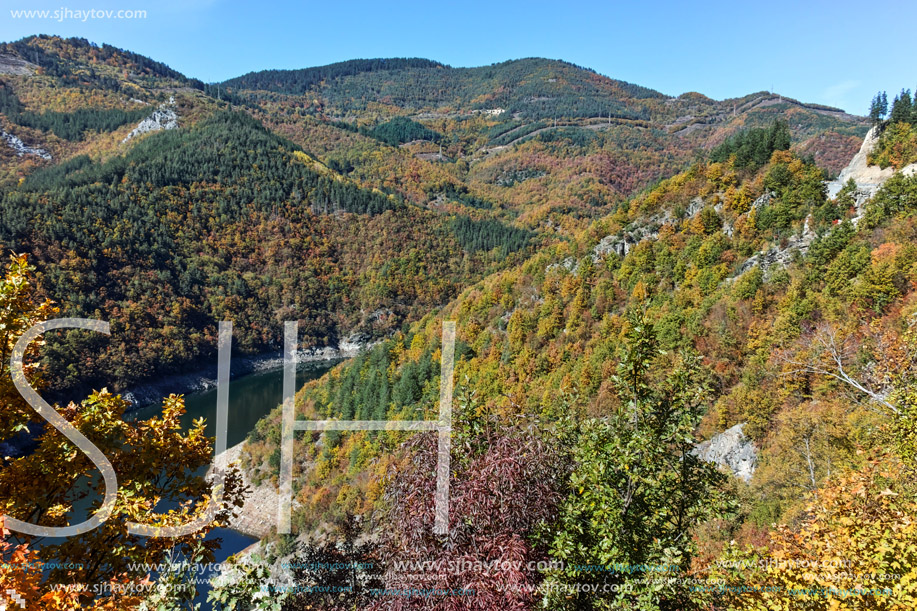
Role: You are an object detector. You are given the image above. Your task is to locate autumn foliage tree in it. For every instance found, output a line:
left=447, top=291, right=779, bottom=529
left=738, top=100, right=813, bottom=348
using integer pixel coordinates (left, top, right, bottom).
left=0, top=255, right=246, bottom=607
left=712, top=452, right=917, bottom=611
left=369, top=401, right=566, bottom=610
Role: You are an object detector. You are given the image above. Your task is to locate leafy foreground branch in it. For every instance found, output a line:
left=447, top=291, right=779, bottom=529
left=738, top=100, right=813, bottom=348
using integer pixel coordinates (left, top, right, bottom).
left=0, top=254, right=247, bottom=609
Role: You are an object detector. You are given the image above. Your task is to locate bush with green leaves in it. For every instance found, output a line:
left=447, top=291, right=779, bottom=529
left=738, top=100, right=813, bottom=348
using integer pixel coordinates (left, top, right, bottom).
left=864, top=172, right=917, bottom=225
left=539, top=314, right=734, bottom=610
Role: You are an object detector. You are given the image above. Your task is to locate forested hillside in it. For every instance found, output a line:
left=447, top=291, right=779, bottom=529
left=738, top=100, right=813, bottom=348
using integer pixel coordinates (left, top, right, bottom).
left=3, top=33, right=914, bottom=610
left=237, top=119, right=917, bottom=608
left=0, top=36, right=870, bottom=397
left=0, top=37, right=556, bottom=395
left=868, top=87, right=917, bottom=169
left=0, top=109, right=536, bottom=394
left=227, top=56, right=868, bottom=239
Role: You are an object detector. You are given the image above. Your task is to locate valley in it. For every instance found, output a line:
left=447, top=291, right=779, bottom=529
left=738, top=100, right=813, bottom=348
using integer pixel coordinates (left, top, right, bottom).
left=0, top=31, right=916, bottom=611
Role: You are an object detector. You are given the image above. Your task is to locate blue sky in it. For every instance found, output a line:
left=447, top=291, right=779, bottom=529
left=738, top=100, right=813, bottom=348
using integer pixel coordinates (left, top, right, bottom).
left=1, top=0, right=913, bottom=115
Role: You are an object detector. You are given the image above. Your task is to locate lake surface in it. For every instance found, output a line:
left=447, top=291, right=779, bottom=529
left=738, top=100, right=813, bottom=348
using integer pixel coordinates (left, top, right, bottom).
left=135, top=360, right=339, bottom=608
left=131, top=359, right=339, bottom=448
left=43, top=360, right=338, bottom=608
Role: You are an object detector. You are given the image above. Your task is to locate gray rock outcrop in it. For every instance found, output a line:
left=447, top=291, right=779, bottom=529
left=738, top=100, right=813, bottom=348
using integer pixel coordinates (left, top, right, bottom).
left=692, top=423, right=757, bottom=482
left=0, top=53, right=37, bottom=75
left=737, top=215, right=816, bottom=276
left=751, top=191, right=774, bottom=210
left=826, top=126, right=895, bottom=200
left=209, top=442, right=286, bottom=538
left=825, top=126, right=917, bottom=224
left=2, top=130, right=50, bottom=159
left=122, top=96, right=178, bottom=143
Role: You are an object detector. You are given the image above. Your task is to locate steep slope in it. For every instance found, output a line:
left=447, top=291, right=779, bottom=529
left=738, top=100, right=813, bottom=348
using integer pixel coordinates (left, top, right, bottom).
left=242, top=132, right=917, bottom=560
left=3, top=35, right=915, bottom=609
left=0, top=110, right=535, bottom=397
left=0, top=35, right=234, bottom=185
left=0, top=37, right=873, bottom=405
left=0, top=37, right=549, bottom=397
left=828, top=124, right=917, bottom=199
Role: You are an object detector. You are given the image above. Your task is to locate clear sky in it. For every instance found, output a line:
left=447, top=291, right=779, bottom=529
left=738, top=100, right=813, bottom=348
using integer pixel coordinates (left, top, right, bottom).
left=1, top=0, right=913, bottom=115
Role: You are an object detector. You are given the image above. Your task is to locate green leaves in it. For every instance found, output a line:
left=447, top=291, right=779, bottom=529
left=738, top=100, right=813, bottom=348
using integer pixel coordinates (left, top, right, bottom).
left=541, top=315, right=731, bottom=610
left=866, top=172, right=917, bottom=222
left=207, top=558, right=286, bottom=611
left=710, top=120, right=791, bottom=171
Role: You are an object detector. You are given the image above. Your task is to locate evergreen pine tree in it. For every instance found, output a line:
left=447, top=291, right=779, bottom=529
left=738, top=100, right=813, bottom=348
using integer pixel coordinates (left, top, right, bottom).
left=869, top=93, right=885, bottom=125
left=869, top=94, right=880, bottom=124
left=912, top=87, right=917, bottom=123
left=890, top=89, right=913, bottom=125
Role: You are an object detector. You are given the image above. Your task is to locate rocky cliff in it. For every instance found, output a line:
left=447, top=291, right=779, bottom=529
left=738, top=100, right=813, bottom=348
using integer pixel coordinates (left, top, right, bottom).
left=692, top=423, right=757, bottom=482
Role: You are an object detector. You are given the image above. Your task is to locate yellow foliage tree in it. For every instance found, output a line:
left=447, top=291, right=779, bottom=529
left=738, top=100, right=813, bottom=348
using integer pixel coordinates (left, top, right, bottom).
left=711, top=452, right=917, bottom=610
left=0, top=255, right=246, bottom=607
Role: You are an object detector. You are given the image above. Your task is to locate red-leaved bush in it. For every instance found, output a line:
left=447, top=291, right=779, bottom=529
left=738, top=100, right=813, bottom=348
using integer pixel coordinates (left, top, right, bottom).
left=369, top=428, right=564, bottom=610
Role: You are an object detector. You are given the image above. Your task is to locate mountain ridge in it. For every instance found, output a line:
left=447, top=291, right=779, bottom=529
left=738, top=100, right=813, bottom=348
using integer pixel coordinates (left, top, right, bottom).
left=0, top=33, right=869, bottom=393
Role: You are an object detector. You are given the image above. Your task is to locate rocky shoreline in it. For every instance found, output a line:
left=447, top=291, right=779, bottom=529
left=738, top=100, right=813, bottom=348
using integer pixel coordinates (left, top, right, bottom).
left=0, top=337, right=369, bottom=459
left=121, top=337, right=373, bottom=411
left=208, top=441, right=283, bottom=538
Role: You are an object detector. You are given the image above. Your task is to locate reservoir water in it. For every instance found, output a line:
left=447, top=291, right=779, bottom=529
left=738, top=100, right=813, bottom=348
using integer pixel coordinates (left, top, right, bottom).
left=131, top=360, right=339, bottom=608
left=37, top=359, right=338, bottom=608
left=132, top=359, right=339, bottom=448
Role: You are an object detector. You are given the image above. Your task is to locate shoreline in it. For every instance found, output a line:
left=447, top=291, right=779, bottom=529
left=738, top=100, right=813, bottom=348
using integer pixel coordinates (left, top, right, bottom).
left=121, top=339, right=372, bottom=411
left=209, top=440, right=281, bottom=539
left=1, top=341, right=363, bottom=463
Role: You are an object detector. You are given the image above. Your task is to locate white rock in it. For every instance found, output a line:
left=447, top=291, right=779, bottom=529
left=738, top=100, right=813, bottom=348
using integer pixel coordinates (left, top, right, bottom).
left=2, top=130, right=50, bottom=159
left=122, top=98, right=178, bottom=143
left=827, top=126, right=892, bottom=199
left=692, top=423, right=757, bottom=482
left=0, top=53, right=36, bottom=76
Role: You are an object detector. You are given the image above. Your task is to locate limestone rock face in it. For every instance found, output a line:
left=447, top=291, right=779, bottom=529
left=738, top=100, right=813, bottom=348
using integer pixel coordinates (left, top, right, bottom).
left=209, top=442, right=281, bottom=538
left=736, top=215, right=816, bottom=277
left=735, top=128, right=917, bottom=278
left=0, top=53, right=37, bottom=75
left=827, top=126, right=895, bottom=199
left=2, top=130, right=50, bottom=159
left=751, top=191, right=774, bottom=209
left=122, top=96, right=178, bottom=143
left=824, top=126, right=917, bottom=223
left=593, top=233, right=632, bottom=258
left=692, top=423, right=757, bottom=482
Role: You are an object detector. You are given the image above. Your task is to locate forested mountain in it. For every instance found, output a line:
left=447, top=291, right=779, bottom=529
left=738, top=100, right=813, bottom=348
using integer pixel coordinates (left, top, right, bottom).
left=224, top=56, right=868, bottom=238
left=0, top=35, right=868, bottom=396
left=240, top=129, right=917, bottom=610
left=0, top=37, right=539, bottom=395
left=246, top=127, right=845, bottom=530
left=0, top=108, right=535, bottom=394
left=221, top=56, right=866, bottom=153
left=222, top=58, right=446, bottom=94
left=5, top=34, right=916, bottom=610
left=224, top=57, right=660, bottom=117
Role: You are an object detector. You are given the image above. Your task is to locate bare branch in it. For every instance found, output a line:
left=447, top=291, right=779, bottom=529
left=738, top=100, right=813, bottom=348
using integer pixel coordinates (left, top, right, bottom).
left=776, top=323, right=899, bottom=415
